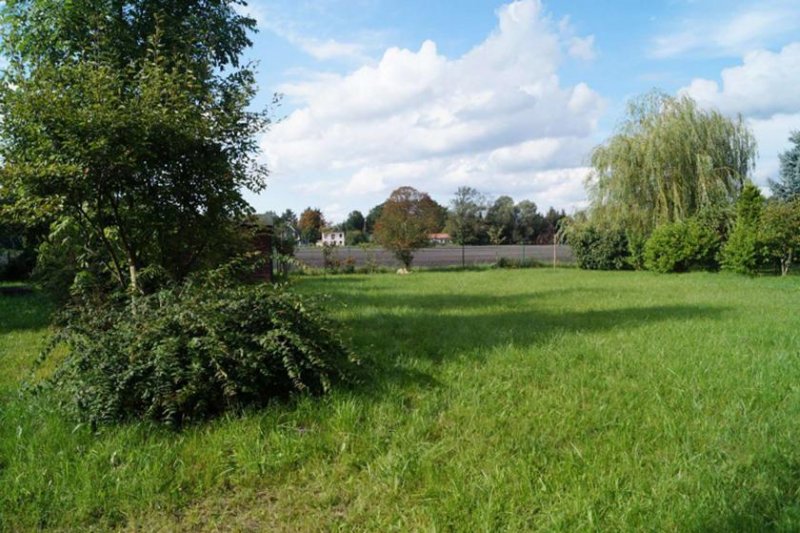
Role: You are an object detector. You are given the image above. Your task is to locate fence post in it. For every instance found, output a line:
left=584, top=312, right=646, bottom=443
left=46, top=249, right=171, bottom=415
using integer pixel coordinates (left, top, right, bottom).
left=461, top=243, right=465, bottom=269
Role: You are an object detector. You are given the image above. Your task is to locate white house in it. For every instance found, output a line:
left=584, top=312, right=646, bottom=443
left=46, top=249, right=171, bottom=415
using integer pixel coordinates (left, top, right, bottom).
left=319, top=231, right=345, bottom=246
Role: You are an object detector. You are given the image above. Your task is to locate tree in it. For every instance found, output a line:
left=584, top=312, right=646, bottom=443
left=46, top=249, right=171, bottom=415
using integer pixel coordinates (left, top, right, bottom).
left=486, top=196, right=517, bottom=244
left=374, top=187, right=441, bottom=269
left=769, top=131, right=800, bottom=201
left=760, top=200, right=800, bottom=276
left=0, top=0, right=267, bottom=295
left=445, top=187, right=487, bottom=245
left=515, top=200, right=542, bottom=244
left=365, top=203, right=385, bottom=235
left=720, top=183, right=765, bottom=274
left=587, top=91, right=757, bottom=234
left=298, top=208, right=325, bottom=244
left=280, top=209, right=298, bottom=232
left=344, top=210, right=365, bottom=232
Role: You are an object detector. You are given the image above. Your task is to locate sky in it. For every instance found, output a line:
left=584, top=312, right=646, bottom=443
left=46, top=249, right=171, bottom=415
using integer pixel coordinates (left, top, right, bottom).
left=237, top=0, right=800, bottom=223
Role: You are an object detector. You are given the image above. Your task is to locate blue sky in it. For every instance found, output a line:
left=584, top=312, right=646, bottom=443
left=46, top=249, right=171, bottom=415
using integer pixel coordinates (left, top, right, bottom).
left=238, top=0, right=800, bottom=222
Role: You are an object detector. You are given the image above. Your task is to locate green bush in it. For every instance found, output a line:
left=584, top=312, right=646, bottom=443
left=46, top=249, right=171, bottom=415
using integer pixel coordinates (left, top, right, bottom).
left=568, top=226, right=630, bottom=270
left=720, top=183, right=765, bottom=275
left=644, top=217, right=722, bottom=273
left=494, top=257, right=544, bottom=269
left=38, top=278, right=357, bottom=427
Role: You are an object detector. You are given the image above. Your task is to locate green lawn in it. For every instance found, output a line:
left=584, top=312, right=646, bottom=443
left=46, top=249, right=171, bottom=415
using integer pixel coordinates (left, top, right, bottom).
left=3, top=270, right=800, bottom=531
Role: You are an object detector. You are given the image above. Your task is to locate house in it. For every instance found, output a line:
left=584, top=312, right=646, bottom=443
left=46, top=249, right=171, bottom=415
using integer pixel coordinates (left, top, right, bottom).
left=429, top=233, right=452, bottom=245
left=319, top=231, right=345, bottom=246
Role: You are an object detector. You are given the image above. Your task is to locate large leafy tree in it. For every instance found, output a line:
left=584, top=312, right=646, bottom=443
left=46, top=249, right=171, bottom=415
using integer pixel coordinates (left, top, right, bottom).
left=445, top=187, right=487, bottom=245
left=486, top=195, right=517, bottom=244
left=0, top=0, right=268, bottom=294
left=374, top=187, right=440, bottom=269
left=587, top=92, right=756, bottom=234
left=298, top=207, right=325, bottom=244
left=769, top=131, right=800, bottom=201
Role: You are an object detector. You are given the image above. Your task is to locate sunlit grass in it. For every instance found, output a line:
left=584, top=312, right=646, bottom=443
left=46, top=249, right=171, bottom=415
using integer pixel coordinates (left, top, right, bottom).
left=2, top=270, right=800, bottom=530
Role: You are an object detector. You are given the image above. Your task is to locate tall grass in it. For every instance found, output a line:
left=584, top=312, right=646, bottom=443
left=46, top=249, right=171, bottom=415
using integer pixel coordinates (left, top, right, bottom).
left=2, top=271, right=800, bottom=530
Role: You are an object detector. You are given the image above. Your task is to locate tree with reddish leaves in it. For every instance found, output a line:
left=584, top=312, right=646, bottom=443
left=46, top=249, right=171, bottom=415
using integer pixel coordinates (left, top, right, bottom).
left=374, top=187, right=441, bottom=269
left=298, top=208, right=325, bottom=245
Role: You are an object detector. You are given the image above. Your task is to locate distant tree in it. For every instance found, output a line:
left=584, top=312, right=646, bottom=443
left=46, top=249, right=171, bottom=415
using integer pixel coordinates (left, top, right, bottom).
left=486, top=196, right=517, bottom=244
left=515, top=200, right=542, bottom=243
left=298, top=208, right=325, bottom=245
left=536, top=207, right=567, bottom=244
left=769, top=131, right=800, bottom=201
left=280, top=209, right=298, bottom=231
left=720, top=183, right=765, bottom=274
left=487, top=226, right=506, bottom=245
left=760, top=199, right=800, bottom=276
left=588, top=91, right=756, bottom=234
left=365, top=203, right=385, bottom=235
left=344, top=210, right=365, bottom=232
left=374, top=187, right=441, bottom=269
left=429, top=198, right=449, bottom=233
left=345, top=230, right=368, bottom=246
left=445, top=187, right=487, bottom=245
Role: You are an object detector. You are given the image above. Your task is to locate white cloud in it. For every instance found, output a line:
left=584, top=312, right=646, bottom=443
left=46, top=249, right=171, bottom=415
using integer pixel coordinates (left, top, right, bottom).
left=679, top=43, right=800, bottom=187
left=651, top=2, right=800, bottom=58
left=260, top=0, right=603, bottom=214
left=568, top=35, right=596, bottom=61
left=681, top=43, right=800, bottom=119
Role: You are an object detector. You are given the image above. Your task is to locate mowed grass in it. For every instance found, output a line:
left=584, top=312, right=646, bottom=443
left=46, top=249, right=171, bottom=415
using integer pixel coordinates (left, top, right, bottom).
left=2, top=270, right=800, bottom=531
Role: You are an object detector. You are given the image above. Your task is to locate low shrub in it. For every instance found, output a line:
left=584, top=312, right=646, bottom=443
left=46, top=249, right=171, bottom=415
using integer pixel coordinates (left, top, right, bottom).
left=37, top=277, right=358, bottom=427
left=644, top=217, right=722, bottom=273
left=568, top=226, right=630, bottom=270
left=494, top=257, right=544, bottom=269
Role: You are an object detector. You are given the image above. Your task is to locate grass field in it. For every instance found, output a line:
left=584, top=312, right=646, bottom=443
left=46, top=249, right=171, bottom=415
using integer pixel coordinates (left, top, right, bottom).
left=2, top=269, right=800, bottom=531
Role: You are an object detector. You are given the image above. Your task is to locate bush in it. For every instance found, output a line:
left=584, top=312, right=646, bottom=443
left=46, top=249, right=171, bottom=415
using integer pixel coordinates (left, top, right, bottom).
left=644, top=217, right=722, bottom=273
left=568, top=226, right=630, bottom=270
left=38, top=278, right=357, bottom=427
left=720, top=183, right=765, bottom=275
left=494, top=257, right=544, bottom=269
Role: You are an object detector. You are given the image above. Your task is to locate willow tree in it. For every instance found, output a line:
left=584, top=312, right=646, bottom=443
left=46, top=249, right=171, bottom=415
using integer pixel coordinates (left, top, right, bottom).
left=0, top=0, right=268, bottom=295
left=587, top=92, right=757, bottom=234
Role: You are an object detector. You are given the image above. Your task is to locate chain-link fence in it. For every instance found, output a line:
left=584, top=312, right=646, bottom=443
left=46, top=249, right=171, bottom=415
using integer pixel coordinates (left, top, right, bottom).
left=293, top=245, right=574, bottom=269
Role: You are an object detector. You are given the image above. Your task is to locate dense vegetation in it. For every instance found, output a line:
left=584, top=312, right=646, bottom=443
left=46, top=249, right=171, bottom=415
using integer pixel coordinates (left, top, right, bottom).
left=4, top=270, right=800, bottom=530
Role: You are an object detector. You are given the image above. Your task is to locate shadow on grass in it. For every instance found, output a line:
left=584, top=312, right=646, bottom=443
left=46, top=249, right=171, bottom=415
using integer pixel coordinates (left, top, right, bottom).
left=322, top=287, right=729, bottom=397
left=0, top=291, right=53, bottom=334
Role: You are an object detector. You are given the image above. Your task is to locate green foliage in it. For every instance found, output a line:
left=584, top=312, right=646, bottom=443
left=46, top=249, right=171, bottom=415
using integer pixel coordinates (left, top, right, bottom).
left=588, top=91, right=756, bottom=233
left=643, top=217, right=722, bottom=273
left=768, top=131, right=800, bottom=201
left=445, top=187, right=487, bottom=245
left=760, top=199, right=800, bottom=276
left=38, top=277, right=357, bottom=427
left=567, top=225, right=630, bottom=270
left=345, top=230, right=368, bottom=246
left=374, top=187, right=441, bottom=269
left=299, top=208, right=325, bottom=245
left=0, top=0, right=268, bottom=294
left=493, top=257, right=543, bottom=269
left=721, top=183, right=765, bottom=275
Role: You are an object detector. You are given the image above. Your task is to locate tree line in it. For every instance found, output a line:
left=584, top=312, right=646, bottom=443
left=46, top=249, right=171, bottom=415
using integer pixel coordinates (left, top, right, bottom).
left=265, top=189, right=566, bottom=249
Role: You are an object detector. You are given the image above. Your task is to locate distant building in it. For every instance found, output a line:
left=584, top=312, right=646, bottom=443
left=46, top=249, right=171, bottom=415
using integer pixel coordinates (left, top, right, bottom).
left=429, top=233, right=452, bottom=245
left=319, top=231, right=345, bottom=246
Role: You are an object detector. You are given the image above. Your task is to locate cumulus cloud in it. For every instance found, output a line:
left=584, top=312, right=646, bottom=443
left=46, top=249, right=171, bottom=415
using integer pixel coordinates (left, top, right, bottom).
left=680, top=42, right=800, bottom=186
left=681, top=43, right=800, bottom=119
left=260, top=0, right=604, bottom=216
left=651, top=2, right=800, bottom=58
